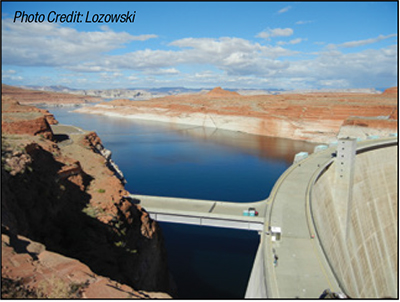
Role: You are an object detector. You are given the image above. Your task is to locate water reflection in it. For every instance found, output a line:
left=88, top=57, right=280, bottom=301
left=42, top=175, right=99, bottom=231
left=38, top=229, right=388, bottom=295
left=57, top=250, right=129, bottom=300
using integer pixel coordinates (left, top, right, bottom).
left=164, top=123, right=317, bottom=164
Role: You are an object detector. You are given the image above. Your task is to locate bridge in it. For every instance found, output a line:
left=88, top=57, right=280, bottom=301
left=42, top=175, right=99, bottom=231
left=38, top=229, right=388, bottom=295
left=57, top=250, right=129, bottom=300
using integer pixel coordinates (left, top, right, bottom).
left=128, top=194, right=269, bottom=232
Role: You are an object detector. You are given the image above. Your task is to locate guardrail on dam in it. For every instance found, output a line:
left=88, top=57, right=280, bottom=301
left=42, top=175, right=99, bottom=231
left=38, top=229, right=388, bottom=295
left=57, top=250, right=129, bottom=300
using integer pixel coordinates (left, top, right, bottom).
left=245, top=136, right=397, bottom=299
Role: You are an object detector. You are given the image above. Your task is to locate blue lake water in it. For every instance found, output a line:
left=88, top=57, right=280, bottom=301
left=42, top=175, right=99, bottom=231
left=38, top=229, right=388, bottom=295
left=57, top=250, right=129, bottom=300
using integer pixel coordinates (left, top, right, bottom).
left=46, top=106, right=316, bottom=298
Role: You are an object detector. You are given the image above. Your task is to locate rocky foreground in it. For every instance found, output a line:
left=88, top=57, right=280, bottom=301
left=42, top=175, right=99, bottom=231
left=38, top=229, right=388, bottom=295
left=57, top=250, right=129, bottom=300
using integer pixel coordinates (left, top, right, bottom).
left=1, top=95, right=173, bottom=298
left=77, top=86, right=398, bottom=143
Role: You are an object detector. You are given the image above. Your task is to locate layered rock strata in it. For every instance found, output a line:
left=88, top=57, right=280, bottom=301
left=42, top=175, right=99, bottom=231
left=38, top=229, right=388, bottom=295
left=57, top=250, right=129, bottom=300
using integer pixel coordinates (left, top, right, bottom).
left=76, top=87, right=398, bottom=143
left=2, top=96, right=57, bottom=139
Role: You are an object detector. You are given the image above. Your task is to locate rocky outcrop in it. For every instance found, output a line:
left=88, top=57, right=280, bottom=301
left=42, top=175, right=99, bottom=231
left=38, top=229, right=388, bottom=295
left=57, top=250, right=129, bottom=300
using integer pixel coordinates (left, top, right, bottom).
left=207, top=86, right=240, bottom=97
left=2, top=95, right=173, bottom=298
left=81, top=132, right=126, bottom=183
left=2, top=228, right=170, bottom=299
left=56, top=160, right=83, bottom=182
left=382, top=86, right=397, bottom=96
left=2, top=96, right=57, bottom=140
left=338, top=100, right=398, bottom=139
left=2, top=116, right=54, bottom=140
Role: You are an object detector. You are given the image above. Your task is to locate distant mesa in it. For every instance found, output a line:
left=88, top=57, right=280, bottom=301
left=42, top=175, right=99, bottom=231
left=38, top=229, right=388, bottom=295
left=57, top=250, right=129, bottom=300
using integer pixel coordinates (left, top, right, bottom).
left=382, top=87, right=397, bottom=96
left=207, top=87, right=240, bottom=97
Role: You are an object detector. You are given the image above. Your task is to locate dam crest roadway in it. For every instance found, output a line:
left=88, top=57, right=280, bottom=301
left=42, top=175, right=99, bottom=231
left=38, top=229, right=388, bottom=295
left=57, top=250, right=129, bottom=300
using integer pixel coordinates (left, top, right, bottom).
left=130, top=136, right=398, bottom=299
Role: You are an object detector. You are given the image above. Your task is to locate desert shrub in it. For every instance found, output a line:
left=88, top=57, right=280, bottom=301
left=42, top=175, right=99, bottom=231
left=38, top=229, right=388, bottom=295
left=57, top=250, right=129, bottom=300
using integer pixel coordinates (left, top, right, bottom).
left=36, top=276, right=87, bottom=299
left=82, top=205, right=99, bottom=218
left=36, top=277, right=70, bottom=299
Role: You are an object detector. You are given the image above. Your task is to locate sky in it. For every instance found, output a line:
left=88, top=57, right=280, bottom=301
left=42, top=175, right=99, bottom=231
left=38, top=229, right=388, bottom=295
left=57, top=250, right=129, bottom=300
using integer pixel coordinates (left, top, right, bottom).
left=1, top=1, right=398, bottom=90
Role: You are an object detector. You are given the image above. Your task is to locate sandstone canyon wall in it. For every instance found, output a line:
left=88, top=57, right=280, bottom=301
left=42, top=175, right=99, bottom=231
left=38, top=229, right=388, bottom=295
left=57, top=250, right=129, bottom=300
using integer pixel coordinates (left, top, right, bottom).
left=76, top=87, right=398, bottom=143
left=2, top=95, right=173, bottom=298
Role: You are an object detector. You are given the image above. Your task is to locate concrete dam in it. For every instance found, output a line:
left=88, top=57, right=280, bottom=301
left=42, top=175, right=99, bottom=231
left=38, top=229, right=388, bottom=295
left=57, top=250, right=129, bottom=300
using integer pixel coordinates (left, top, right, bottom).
left=246, top=136, right=397, bottom=299
left=310, top=139, right=397, bottom=298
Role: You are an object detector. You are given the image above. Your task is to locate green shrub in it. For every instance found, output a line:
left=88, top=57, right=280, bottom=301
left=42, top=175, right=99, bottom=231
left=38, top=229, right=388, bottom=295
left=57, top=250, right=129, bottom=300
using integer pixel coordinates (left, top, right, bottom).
left=82, top=205, right=98, bottom=218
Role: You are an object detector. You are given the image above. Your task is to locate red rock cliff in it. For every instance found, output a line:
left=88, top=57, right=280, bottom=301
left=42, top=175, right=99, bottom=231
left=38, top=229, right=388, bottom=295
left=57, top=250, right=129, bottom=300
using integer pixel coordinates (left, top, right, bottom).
left=2, top=96, right=57, bottom=140
left=2, top=95, right=173, bottom=298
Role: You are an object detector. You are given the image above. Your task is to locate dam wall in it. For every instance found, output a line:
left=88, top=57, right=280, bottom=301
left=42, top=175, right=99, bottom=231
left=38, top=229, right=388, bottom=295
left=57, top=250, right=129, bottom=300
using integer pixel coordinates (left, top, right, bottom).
left=311, top=143, right=398, bottom=298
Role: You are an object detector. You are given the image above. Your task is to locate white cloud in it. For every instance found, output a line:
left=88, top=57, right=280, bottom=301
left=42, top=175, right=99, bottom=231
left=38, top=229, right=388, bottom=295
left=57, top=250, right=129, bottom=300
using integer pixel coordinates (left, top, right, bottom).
left=99, top=72, right=124, bottom=80
left=104, top=37, right=297, bottom=77
left=1, top=69, right=23, bottom=82
left=277, top=6, right=292, bottom=14
left=1, top=18, right=158, bottom=67
left=1, top=17, right=397, bottom=90
left=284, top=45, right=397, bottom=88
left=130, top=34, right=159, bottom=41
left=143, top=68, right=180, bottom=75
left=2, top=74, right=23, bottom=81
left=277, top=38, right=307, bottom=45
left=338, top=34, right=397, bottom=48
left=295, top=20, right=313, bottom=25
left=68, top=64, right=118, bottom=73
left=172, top=45, right=396, bottom=89
left=170, top=37, right=268, bottom=57
left=317, top=79, right=349, bottom=87
left=256, top=28, right=294, bottom=40
left=127, top=74, right=139, bottom=81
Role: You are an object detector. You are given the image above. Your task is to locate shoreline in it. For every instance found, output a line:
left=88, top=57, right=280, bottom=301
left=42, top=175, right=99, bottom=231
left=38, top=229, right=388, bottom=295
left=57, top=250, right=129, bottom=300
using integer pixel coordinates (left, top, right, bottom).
left=75, top=105, right=341, bottom=144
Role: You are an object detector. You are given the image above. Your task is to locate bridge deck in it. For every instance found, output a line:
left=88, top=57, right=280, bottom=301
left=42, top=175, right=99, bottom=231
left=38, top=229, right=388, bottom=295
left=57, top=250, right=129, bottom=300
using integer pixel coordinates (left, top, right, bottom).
left=129, top=195, right=268, bottom=231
